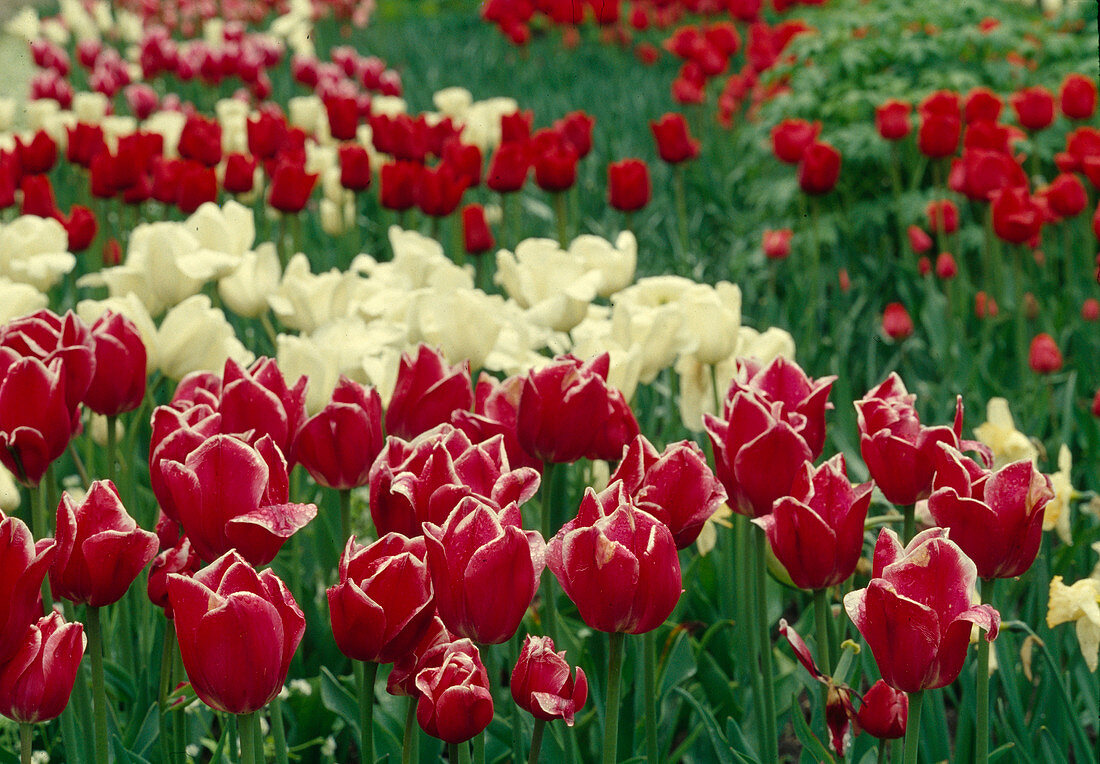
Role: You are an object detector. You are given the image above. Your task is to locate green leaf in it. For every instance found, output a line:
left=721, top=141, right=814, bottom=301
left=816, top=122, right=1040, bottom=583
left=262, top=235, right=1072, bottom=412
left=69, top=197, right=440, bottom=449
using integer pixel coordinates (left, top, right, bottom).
left=320, top=666, right=360, bottom=740
left=789, top=693, right=836, bottom=764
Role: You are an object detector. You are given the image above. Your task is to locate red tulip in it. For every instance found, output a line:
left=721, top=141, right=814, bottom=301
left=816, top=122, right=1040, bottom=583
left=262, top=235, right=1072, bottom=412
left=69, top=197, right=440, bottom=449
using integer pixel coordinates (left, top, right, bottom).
left=875, top=100, right=911, bottom=141
left=451, top=372, right=541, bottom=472
left=533, top=140, right=578, bottom=192
left=991, top=187, right=1043, bottom=245
left=948, top=148, right=1027, bottom=202
left=771, top=118, right=821, bottom=164
left=547, top=482, right=681, bottom=634
left=247, top=111, right=288, bottom=161
left=461, top=203, right=494, bottom=254
left=268, top=161, right=318, bottom=213
left=511, top=635, right=588, bottom=725
left=917, top=113, right=961, bottom=158
left=369, top=424, right=540, bottom=538
left=1060, top=73, right=1097, bottom=121
left=0, top=309, right=95, bottom=416
left=555, top=111, right=594, bottom=159
left=20, top=175, right=58, bottom=218
left=650, top=113, right=700, bottom=164
left=423, top=497, right=544, bottom=644
left=0, top=612, right=85, bottom=723
left=147, top=534, right=199, bottom=618
left=168, top=550, right=304, bottom=714
left=385, top=344, right=474, bottom=441
left=856, top=680, right=908, bottom=740
left=798, top=141, right=841, bottom=195
left=0, top=515, right=56, bottom=664
left=176, top=162, right=217, bottom=214
left=83, top=312, right=146, bottom=417
left=609, top=435, right=727, bottom=549
left=293, top=377, right=383, bottom=491
left=754, top=455, right=872, bottom=590
left=219, top=357, right=307, bottom=459
left=61, top=205, right=98, bottom=252
left=66, top=123, right=106, bottom=167
left=925, top=199, right=959, bottom=234
left=1010, top=86, right=1056, bottom=131
left=935, top=252, right=957, bottom=280
left=414, top=639, right=493, bottom=743
left=148, top=402, right=222, bottom=523
left=338, top=144, right=371, bottom=192
left=386, top=615, right=454, bottom=697
left=178, top=115, right=222, bottom=167
left=517, top=353, right=639, bottom=464
left=324, top=95, right=359, bottom=141
left=908, top=225, right=932, bottom=254
left=327, top=533, right=435, bottom=663
left=1045, top=173, right=1087, bottom=218
left=1028, top=333, right=1063, bottom=374
left=486, top=141, right=530, bottom=193
left=417, top=162, right=468, bottom=217
left=49, top=481, right=158, bottom=607
left=222, top=153, right=257, bottom=195
left=161, top=433, right=317, bottom=565
left=963, top=88, right=1003, bottom=124
left=16, top=131, right=57, bottom=175
left=501, top=110, right=534, bottom=144
left=607, top=158, right=651, bottom=212
left=0, top=355, right=72, bottom=486
left=763, top=228, right=792, bottom=259
left=844, top=528, right=1000, bottom=692
left=1082, top=298, right=1100, bottom=322
left=928, top=445, right=1053, bottom=579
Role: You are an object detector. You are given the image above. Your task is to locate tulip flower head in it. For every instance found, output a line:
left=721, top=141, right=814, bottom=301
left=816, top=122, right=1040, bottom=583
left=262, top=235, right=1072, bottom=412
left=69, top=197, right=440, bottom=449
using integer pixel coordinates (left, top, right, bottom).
left=414, top=639, right=494, bottom=743
left=293, top=377, right=384, bottom=491
left=844, top=528, right=1000, bottom=693
left=511, top=635, right=588, bottom=725
left=856, top=680, right=908, bottom=740
left=1028, top=333, right=1063, bottom=374
left=0, top=612, right=85, bottom=723
left=650, top=113, right=700, bottom=164
left=0, top=514, right=57, bottom=665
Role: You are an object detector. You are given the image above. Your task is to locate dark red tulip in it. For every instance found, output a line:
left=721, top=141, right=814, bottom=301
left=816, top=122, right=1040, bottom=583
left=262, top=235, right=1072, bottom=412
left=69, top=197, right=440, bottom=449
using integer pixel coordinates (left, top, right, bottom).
left=963, top=88, right=1003, bottom=124
left=16, top=131, right=57, bottom=175
left=0, top=515, right=56, bottom=664
left=991, top=187, right=1043, bottom=245
left=1010, top=86, right=1056, bottom=131
left=338, top=144, right=372, bottom=192
left=486, top=141, right=530, bottom=193
left=414, top=639, right=493, bottom=743
left=555, top=111, right=595, bottom=159
left=533, top=140, right=578, bottom=192
left=222, top=153, right=257, bottom=195
left=650, top=113, right=700, bottom=164
left=917, top=113, right=961, bottom=158
left=175, top=162, right=218, bottom=214
left=798, top=141, right=841, bottom=195
left=442, top=140, right=483, bottom=188
left=1060, top=73, right=1097, bottom=120
left=267, top=161, right=318, bottom=213
left=1028, top=333, right=1062, bottom=374
left=324, top=95, right=359, bottom=141
left=451, top=372, right=541, bottom=472
left=83, top=311, right=146, bottom=417
left=1045, top=173, right=1087, bottom=218
left=461, top=204, right=494, bottom=254
left=0, top=309, right=95, bottom=418
left=0, top=356, right=71, bottom=486
left=20, top=175, right=58, bottom=218
left=178, top=115, right=222, bottom=167
left=293, top=377, right=383, bottom=491
left=65, top=123, right=106, bottom=168
left=771, top=118, right=821, bottom=164
left=247, top=111, right=288, bottom=161
left=607, top=158, right=651, bottom=212
left=380, top=161, right=420, bottom=211
left=147, top=534, right=199, bottom=618
left=417, top=162, right=468, bottom=218
left=0, top=612, right=84, bottom=723
left=876, top=100, right=912, bottom=141
left=219, top=357, right=307, bottom=459
left=61, top=205, right=98, bottom=252
left=511, top=635, right=588, bottom=725
left=856, top=680, right=908, bottom=740
left=501, top=110, right=534, bottom=144
left=385, top=345, right=474, bottom=441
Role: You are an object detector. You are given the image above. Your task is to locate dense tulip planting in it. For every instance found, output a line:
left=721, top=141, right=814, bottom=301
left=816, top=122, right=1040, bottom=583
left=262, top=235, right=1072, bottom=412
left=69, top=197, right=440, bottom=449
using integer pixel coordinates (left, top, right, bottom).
left=0, top=0, right=1096, bottom=763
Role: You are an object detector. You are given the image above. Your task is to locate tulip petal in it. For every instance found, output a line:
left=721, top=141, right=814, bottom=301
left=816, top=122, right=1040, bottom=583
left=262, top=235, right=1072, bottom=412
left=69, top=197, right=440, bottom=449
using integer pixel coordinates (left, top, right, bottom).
left=845, top=581, right=940, bottom=693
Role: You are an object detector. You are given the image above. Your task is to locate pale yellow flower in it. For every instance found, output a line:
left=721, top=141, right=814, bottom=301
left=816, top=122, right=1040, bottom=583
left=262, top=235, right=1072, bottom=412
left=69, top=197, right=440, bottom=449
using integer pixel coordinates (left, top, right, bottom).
left=1047, top=576, right=1100, bottom=671
left=0, top=464, right=20, bottom=513
left=1044, top=445, right=1075, bottom=544
left=974, top=398, right=1039, bottom=469
left=695, top=503, right=734, bottom=556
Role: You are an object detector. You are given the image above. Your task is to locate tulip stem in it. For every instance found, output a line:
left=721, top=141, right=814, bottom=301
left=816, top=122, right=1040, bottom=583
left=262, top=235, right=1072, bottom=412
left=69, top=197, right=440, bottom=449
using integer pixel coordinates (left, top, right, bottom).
left=402, top=696, right=417, bottom=764
left=602, top=631, right=626, bottom=764
left=19, top=723, right=31, bottom=764
left=976, top=578, right=996, bottom=764
left=539, top=462, right=559, bottom=640
left=902, top=690, right=923, bottom=764
left=553, top=192, right=569, bottom=249
left=339, top=488, right=352, bottom=546
left=159, top=621, right=177, bottom=764
left=271, top=696, right=290, bottom=764
left=644, top=630, right=659, bottom=764
left=528, top=719, right=546, bottom=764
left=356, top=661, right=378, bottom=764
left=106, top=413, right=118, bottom=484
left=901, top=504, right=915, bottom=544
left=754, top=527, right=778, bottom=764
left=87, top=605, right=110, bottom=764
left=239, top=711, right=259, bottom=764
left=673, top=165, right=690, bottom=258
left=876, top=742, right=887, bottom=764
left=473, top=731, right=485, bottom=764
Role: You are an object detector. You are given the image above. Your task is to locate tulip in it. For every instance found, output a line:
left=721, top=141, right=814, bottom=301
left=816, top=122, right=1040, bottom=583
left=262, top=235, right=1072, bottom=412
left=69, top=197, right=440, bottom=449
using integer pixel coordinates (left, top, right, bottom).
left=50, top=481, right=158, bottom=608
left=935, top=252, right=958, bottom=280
left=607, top=158, right=652, bottom=212
left=456, top=204, right=491, bottom=256
left=176, top=162, right=218, bottom=214
left=926, top=199, right=959, bottom=234
left=414, top=639, right=494, bottom=744
left=0, top=515, right=56, bottom=665
left=501, top=110, right=534, bottom=144
left=990, top=187, right=1043, bottom=245
left=754, top=455, right=872, bottom=590
left=511, top=635, right=588, bottom=725
left=908, top=225, right=932, bottom=254
left=168, top=550, right=304, bottom=714
left=763, top=228, right=792, bottom=259
left=15, top=131, right=57, bottom=175
left=1045, top=173, right=1087, bottom=218
left=20, top=175, right=58, bottom=218
left=338, top=144, right=371, bottom=192
left=917, top=112, right=961, bottom=158
left=0, top=309, right=96, bottom=417
left=324, top=95, right=359, bottom=141
left=148, top=402, right=222, bottom=523
left=1010, top=86, right=1056, bottom=131
left=609, top=435, right=727, bottom=549
left=293, top=377, right=383, bottom=491
left=882, top=303, right=913, bottom=340
left=487, top=141, right=530, bottom=193
left=650, top=113, right=700, bottom=164
left=1028, top=333, right=1063, bottom=374
left=0, top=612, right=85, bottom=723
left=0, top=355, right=72, bottom=486
left=147, top=534, right=199, bottom=618
left=247, top=111, right=288, bottom=160
left=1060, top=73, right=1097, bottom=120
left=385, top=344, right=474, bottom=441
left=84, top=312, right=146, bottom=417
left=219, top=357, right=307, bottom=459
left=534, top=141, right=578, bottom=192
left=798, top=141, right=841, bottom=195
left=178, top=115, right=222, bottom=167
left=61, top=205, right=98, bottom=252
left=771, top=118, right=821, bottom=164
left=856, top=680, right=908, bottom=740
left=547, top=482, right=681, bottom=634
left=222, top=153, right=258, bottom=195
left=380, top=160, right=420, bottom=211
left=442, top=140, right=483, bottom=188
left=423, top=497, right=545, bottom=644
left=451, top=372, right=541, bottom=472
left=386, top=615, right=454, bottom=698
left=66, top=123, right=106, bottom=167
left=161, top=433, right=317, bottom=565
left=517, top=353, right=639, bottom=464
left=268, top=161, right=318, bottom=213
left=876, top=100, right=911, bottom=140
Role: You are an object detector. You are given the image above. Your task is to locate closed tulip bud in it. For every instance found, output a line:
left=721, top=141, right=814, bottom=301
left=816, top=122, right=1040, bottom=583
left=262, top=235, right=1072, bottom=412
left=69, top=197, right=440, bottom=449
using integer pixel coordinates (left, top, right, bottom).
left=926, top=199, right=959, bottom=233
left=338, top=144, right=371, bottom=192
left=220, top=357, right=307, bottom=459
left=487, top=141, right=530, bottom=193
left=84, top=311, right=146, bottom=417
left=991, top=187, right=1043, bottom=245
left=917, top=113, right=961, bottom=158
left=1011, top=86, right=1055, bottom=131
left=762, top=228, right=792, bottom=259
left=839, top=268, right=851, bottom=292
left=798, top=141, right=841, bottom=195
left=1045, top=173, right=1087, bottom=218
left=610, top=435, right=727, bottom=549
left=423, top=497, right=544, bottom=644
left=856, top=680, right=908, bottom=740
left=324, top=95, right=359, bottom=141
left=517, top=353, right=639, bottom=464
left=0, top=612, right=85, bottom=723
left=771, top=118, right=821, bottom=164
left=293, top=377, right=383, bottom=490
left=0, top=515, right=56, bottom=664
left=415, top=640, right=494, bottom=743
left=268, top=161, right=318, bottom=213
left=534, top=141, right=578, bottom=193
left=935, top=252, right=958, bottom=279
left=875, top=99, right=911, bottom=140
left=176, top=162, right=218, bottom=214
left=1082, top=298, right=1099, bottom=322
left=20, top=175, right=58, bottom=218
left=963, top=88, right=1003, bottom=124
left=754, top=455, right=873, bottom=590
left=845, top=528, right=1000, bottom=692
left=1060, top=73, right=1097, bottom=121
left=511, top=635, right=588, bottom=725
left=62, top=205, right=98, bottom=252
left=650, top=113, right=700, bottom=164
left=328, top=533, right=435, bottom=663
left=385, top=345, right=474, bottom=441
left=1028, top=333, right=1062, bottom=374
left=178, top=115, right=222, bottom=167
left=380, top=160, right=420, bottom=211
left=462, top=204, right=494, bottom=254
left=607, top=158, right=651, bottom=212
left=222, top=153, right=257, bottom=195
left=417, top=162, right=468, bottom=218
left=65, top=123, right=106, bottom=168
left=548, top=483, right=681, bottom=634
left=908, top=225, right=933, bottom=253
left=168, top=551, right=304, bottom=714
left=50, top=481, right=158, bottom=607
left=917, top=256, right=932, bottom=276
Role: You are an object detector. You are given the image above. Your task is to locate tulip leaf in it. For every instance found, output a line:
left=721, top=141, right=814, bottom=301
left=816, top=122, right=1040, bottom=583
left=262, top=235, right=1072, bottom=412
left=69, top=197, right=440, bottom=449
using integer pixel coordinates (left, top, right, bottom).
left=989, top=743, right=1017, bottom=763
left=320, top=666, right=361, bottom=739
left=672, top=686, right=759, bottom=764
left=110, top=734, right=154, bottom=764
left=658, top=630, right=697, bottom=698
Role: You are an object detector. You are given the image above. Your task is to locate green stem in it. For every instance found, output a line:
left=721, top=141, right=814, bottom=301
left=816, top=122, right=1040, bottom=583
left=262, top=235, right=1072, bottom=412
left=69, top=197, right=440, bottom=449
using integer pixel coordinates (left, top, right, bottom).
left=87, top=606, right=109, bottom=764
left=106, top=414, right=117, bottom=485
left=357, top=661, right=378, bottom=764
left=528, top=719, right=546, bottom=764
left=339, top=488, right=352, bottom=547
left=673, top=165, right=690, bottom=258
left=813, top=589, right=833, bottom=720
left=20, top=723, right=31, bottom=764
left=877, top=741, right=888, bottom=764
left=239, top=711, right=260, bottom=764
left=472, top=730, right=485, bottom=764
left=602, top=632, right=626, bottom=764
left=270, top=696, right=290, bottom=764
left=539, top=462, right=558, bottom=640
left=754, top=527, right=778, bottom=764
left=976, top=578, right=996, bottom=764
left=457, top=741, right=472, bottom=764
left=159, top=621, right=177, bottom=764
left=31, top=482, right=52, bottom=611
left=644, top=630, right=659, bottom=764
left=902, top=504, right=915, bottom=545
left=902, top=690, right=924, bottom=764
left=553, top=193, right=569, bottom=249
left=402, top=696, right=417, bottom=764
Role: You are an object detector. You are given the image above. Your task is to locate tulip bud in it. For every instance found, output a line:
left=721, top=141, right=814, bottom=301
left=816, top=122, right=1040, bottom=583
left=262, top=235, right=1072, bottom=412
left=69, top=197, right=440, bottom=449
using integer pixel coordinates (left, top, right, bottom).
left=935, top=252, right=957, bottom=280
left=222, top=152, right=258, bottom=195
left=607, top=158, right=652, bottom=212
left=771, top=118, right=821, bottom=164
left=882, top=302, right=913, bottom=340
left=908, top=225, right=933, bottom=254
left=1060, top=73, right=1097, bottom=121
left=0, top=612, right=85, bottom=723
left=294, top=377, right=383, bottom=491
left=875, top=100, right=911, bottom=141
left=650, top=113, right=699, bottom=164
left=415, top=640, right=494, bottom=743
left=511, top=635, right=588, bottom=725
left=534, top=141, right=578, bottom=193
left=338, top=144, right=372, bottom=192
left=486, top=141, right=530, bottom=193
left=856, top=680, right=908, bottom=740
left=838, top=268, right=851, bottom=292
left=1010, top=86, right=1055, bottom=131
left=84, top=311, right=147, bottom=417
left=1082, top=298, right=1099, bottom=322
left=268, top=161, right=318, bottom=213
left=1028, top=333, right=1062, bottom=374
left=763, top=228, right=792, bottom=260
left=462, top=204, right=494, bottom=254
